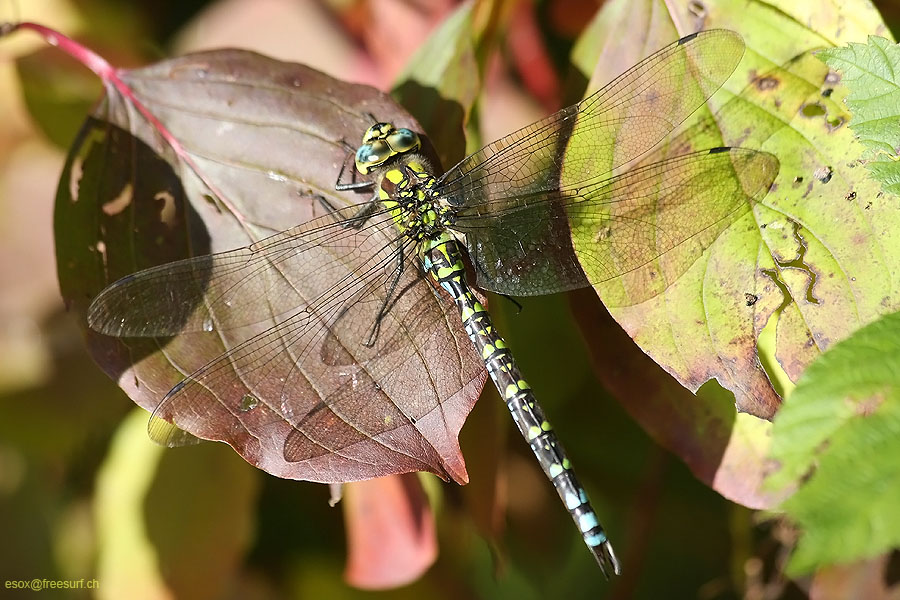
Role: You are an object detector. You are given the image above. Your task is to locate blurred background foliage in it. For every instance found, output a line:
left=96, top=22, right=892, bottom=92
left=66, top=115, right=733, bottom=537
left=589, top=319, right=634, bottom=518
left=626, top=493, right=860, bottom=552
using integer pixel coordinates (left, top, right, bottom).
left=1, top=1, right=898, bottom=599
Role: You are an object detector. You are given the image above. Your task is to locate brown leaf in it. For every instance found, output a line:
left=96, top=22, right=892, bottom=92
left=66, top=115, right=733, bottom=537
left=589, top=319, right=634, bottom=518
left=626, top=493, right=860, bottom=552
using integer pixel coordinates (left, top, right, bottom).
left=55, top=47, right=486, bottom=483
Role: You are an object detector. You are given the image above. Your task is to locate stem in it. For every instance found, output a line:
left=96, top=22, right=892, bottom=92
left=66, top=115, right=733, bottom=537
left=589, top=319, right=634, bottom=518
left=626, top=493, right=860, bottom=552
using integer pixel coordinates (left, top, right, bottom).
left=2, top=21, right=252, bottom=231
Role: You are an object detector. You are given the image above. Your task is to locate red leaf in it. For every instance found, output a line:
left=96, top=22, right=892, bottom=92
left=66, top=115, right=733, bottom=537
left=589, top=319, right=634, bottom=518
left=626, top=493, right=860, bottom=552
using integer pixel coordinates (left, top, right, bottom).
left=23, top=22, right=488, bottom=483
left=342, top=475, right=437, bottom=589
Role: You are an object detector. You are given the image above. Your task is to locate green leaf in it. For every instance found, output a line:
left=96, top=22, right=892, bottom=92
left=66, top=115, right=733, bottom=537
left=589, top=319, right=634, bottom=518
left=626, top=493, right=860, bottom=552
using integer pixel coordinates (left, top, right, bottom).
left=392, top=1, right=480, bottom=170
left=96, top=408, right=260, bottom=598
left=819, top=36, right=900, bottom=194
left=767, top=311, right=900, bottom=574
left=568, top=0, right=900, bottom=510
left=94, top=409, right=171, bottom=597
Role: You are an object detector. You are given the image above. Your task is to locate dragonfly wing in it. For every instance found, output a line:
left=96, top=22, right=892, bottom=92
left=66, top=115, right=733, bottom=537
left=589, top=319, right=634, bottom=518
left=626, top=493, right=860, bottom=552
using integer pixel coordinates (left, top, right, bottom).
left=452, top=148, right=778, bottom=304
left=140, top=220, right=484, bottom=483
left=437, top=30, right=745, bottom=206
left=88, top=203, right=392, bottom=337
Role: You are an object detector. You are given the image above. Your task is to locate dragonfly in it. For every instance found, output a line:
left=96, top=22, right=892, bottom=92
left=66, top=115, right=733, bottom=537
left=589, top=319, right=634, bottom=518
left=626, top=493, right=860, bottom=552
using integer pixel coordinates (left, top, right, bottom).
left=87, top=29, right=778, bottom=576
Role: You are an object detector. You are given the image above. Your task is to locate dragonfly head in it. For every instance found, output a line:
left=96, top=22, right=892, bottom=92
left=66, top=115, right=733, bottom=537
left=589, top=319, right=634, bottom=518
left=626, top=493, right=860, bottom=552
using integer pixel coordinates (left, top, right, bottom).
left=355, top=122, right=421, bottom=174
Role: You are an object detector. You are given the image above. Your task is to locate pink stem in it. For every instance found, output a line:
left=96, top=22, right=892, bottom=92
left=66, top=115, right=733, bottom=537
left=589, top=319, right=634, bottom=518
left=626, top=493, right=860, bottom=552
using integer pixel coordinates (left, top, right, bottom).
left=4, top=21, right=250, bottom=230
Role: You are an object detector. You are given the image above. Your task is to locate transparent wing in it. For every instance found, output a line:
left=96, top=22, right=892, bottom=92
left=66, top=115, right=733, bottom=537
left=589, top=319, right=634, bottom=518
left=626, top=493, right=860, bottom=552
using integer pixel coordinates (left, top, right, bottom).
left=88, top=206, right=484, bottom=483
left=88, top=203, right=395, bottom=337
left=437, top=30, right=745, bottom=206
left=451, top=148, right=778, bottom=303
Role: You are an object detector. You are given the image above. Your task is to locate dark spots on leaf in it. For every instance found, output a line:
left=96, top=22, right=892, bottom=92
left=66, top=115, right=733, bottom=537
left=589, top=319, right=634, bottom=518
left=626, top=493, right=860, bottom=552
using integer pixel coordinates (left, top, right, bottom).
left=745, top=293, right=758, bottom=306
left=801, top=180, right=815, bottom=199
left=687, top=1, right=707, bottom=18
left=792, top=176, right=804, bottom=186
left=814, top=166, right=833, bottom=184
left=754, top=76, right=780, bottom=91
left=850, top=393, right=884, bottom=417
left=822, top=88, right=833, bottom=97
left=800, top=103, right=826, bottom=118
left=845, top=190, right=857, bottom=201
left=202, top=193, right=223, bottom=214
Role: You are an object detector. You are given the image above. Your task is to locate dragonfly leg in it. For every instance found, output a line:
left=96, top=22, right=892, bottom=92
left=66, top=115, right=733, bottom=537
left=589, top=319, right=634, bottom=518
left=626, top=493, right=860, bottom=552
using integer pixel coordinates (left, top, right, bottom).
left=334, top=143, right=374, bottom=192
left=364, top=245, right=406, bottom=347
left=497, top=292, right=523, bottom=314
left=315, top=193, right=379, bottom=230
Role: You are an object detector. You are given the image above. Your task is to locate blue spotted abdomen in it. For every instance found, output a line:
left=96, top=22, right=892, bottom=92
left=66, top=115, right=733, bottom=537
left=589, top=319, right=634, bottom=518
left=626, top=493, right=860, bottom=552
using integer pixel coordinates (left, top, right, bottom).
left=418, top=234, right=616, bottom=572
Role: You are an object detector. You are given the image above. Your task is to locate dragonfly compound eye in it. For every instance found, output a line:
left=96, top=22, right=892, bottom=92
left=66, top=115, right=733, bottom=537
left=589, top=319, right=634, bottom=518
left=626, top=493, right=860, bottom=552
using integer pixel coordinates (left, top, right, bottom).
left=386, top=128, right=421, bottom=154
left=355, top=140, right=392, bottom=174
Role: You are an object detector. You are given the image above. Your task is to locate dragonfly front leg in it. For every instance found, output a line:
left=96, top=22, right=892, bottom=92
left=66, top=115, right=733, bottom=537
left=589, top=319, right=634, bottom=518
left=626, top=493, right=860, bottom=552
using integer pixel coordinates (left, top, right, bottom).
left=325, top=147, right=381, bottom=229
left=334, top=141, right=374, bottom=192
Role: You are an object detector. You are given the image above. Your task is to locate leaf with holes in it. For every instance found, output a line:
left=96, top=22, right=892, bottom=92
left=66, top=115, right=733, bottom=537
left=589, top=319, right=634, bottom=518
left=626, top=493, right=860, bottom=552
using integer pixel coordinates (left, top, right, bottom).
left=51, top=34, right=487, bottom=483
left=567, top=0, right=899, bottom=510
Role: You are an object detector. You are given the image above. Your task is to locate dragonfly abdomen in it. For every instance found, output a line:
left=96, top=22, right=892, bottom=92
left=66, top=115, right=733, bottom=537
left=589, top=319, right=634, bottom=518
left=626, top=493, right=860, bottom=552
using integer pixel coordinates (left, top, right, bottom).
left=420, top=234, right=619, bottom=576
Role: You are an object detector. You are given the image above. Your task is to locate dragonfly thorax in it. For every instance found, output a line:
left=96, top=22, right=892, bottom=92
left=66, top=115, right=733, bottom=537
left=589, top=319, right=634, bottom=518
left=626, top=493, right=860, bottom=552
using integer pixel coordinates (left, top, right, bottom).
left=353, top=122, right=453, bottom=241
left=377, top=157, right=451, bottom=241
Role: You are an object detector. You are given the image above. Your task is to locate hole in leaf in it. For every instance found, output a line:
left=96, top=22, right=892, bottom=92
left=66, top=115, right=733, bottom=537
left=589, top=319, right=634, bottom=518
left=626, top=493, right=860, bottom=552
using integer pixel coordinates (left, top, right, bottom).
left=755, top=296, right=793, bottom=399
left=814, top=166, right=833, bottom=184
left=240, top=394, right=259, bottom=412
left=800, top=103, right=826, bottom=117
